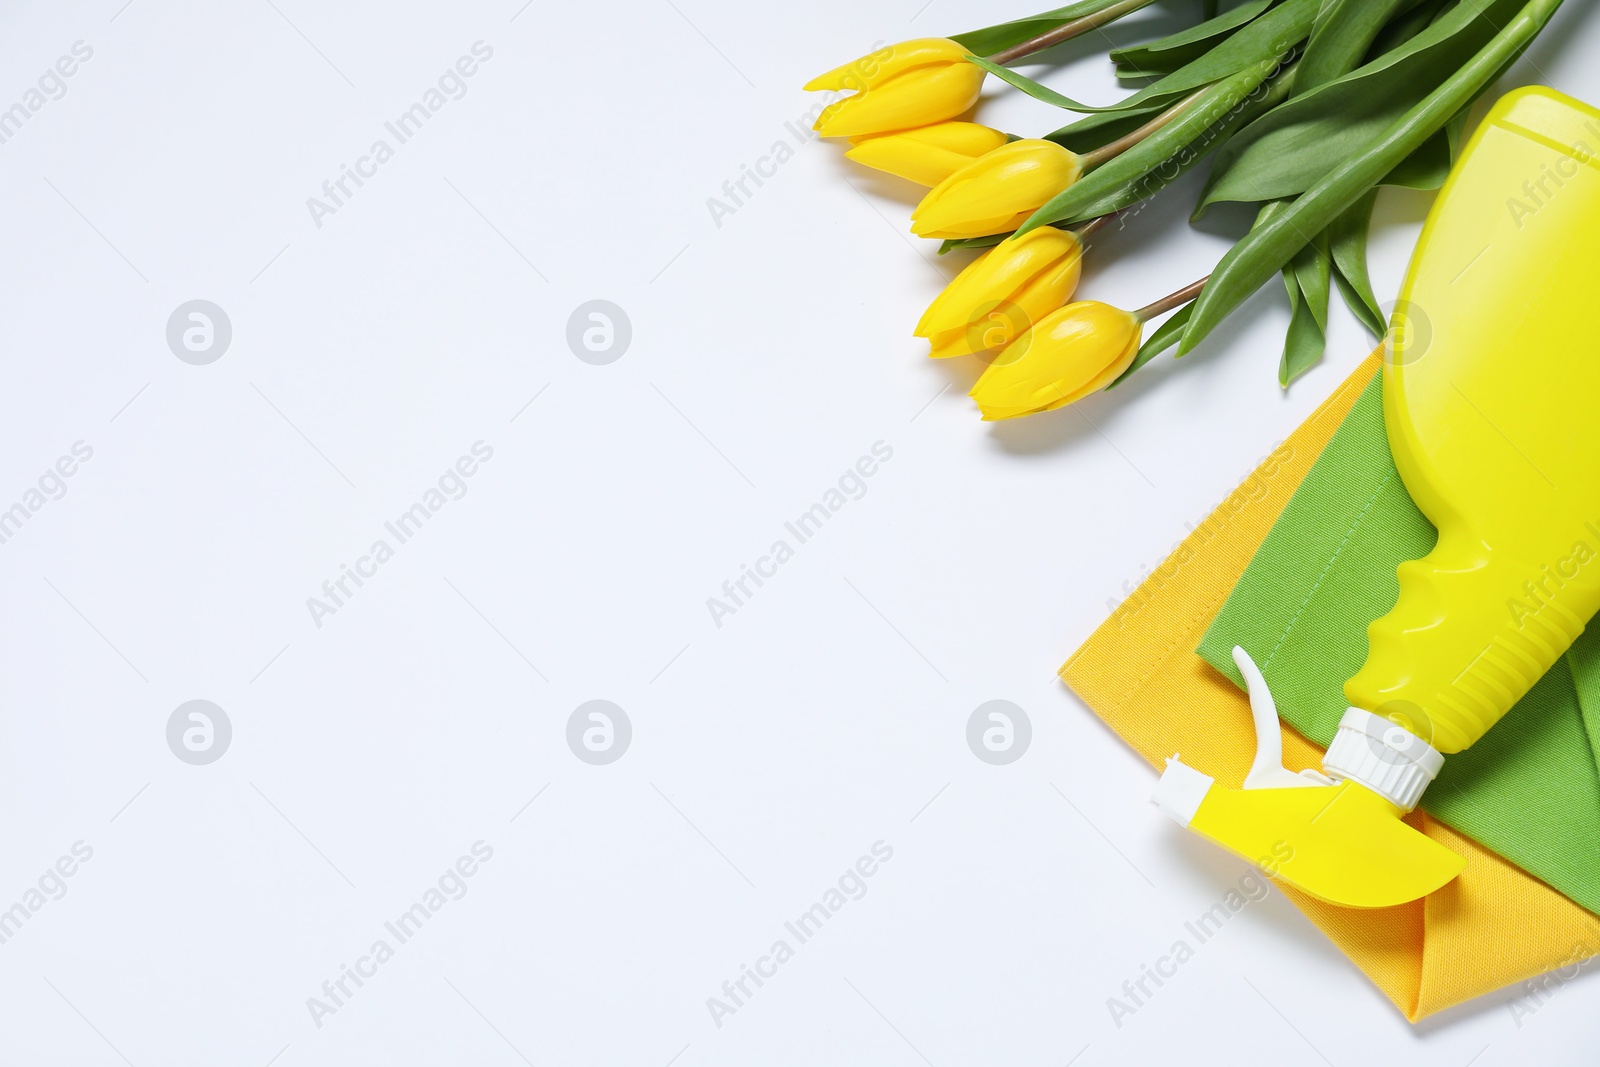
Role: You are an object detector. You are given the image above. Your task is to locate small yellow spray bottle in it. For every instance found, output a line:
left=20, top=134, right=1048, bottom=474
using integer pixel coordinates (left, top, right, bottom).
left=1155, top=87, right=1600, bottom=908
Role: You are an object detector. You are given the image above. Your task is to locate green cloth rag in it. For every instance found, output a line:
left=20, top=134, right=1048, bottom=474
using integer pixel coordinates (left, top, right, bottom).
left=1198, top=373, right=1600, bottom=916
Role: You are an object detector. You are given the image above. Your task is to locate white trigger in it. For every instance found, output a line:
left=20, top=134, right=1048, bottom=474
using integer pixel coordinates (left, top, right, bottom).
left=1233, top=646, right=1333, bottom=790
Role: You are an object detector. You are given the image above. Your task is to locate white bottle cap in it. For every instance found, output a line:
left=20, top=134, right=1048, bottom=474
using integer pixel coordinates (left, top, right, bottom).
left=1322, top=708, right=1444, bottom=811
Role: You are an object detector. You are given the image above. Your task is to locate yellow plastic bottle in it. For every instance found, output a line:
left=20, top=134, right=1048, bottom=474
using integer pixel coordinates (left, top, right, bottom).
left=1155, top=87, right=1600, bottom=908
left=1348, top=86, right=1600, bottom=751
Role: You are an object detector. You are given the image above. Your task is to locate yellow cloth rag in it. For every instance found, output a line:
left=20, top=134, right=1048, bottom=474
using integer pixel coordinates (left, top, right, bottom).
left=1061, top=352, right=1600, bottom=1021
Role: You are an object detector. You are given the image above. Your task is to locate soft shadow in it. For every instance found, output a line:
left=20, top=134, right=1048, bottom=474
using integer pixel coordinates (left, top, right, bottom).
left=1407, top=988, right=1519, bottom=1033
left=1370, top=184, right=1435, bottom=232
left=1515, top=2, right=1582, bottom=76
left=1413, top=954, right=1600, bottom=1033
left=826, top=151, right=929, bottom=211
left=852, top=170, right=923, bottom=207
left=1187, top=197, right=1261, bottom=240
left=1155, top=279, right=1283, bottom=368
left=984, top=399, right=1108, bottom=455
left=922, top=348, right=986, bottom=398
left=1081, top=164, right=1216, bottom=273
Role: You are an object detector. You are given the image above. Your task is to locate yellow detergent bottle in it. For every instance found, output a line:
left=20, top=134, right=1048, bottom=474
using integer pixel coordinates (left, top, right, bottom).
left=1153, top=86, right=1600, bottom=908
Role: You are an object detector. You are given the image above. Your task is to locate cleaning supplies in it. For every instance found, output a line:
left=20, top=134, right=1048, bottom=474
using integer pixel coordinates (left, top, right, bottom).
left=1154, top=86, right=1600, bottom=908
left=1197, top=370, right=1600, bottom=916
left=1061, top=351, right=1600, bottom=1021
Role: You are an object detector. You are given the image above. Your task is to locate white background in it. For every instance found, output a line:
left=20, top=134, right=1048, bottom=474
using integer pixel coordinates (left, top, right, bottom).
left=1, top=0, right=1596, bottom=1063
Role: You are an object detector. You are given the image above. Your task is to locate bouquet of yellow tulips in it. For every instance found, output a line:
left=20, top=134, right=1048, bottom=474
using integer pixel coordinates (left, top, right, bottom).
left=805, top=0, right=1568, bottom=419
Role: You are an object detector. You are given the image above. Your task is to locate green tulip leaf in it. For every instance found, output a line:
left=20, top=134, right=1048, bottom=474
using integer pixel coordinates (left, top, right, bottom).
left=1381, top=122, right=1454, bottom=189
left=1279, top=227, right=1332, bottom=384
left=1333, top=273, right=1386, bottom=338
left=1280, top=279, right=1328, bottom=385
left=1197, top=0, right=1528, bottom=208
left=1326, top=189, right=1386, bottom=338
left=1292, top=231, right=1331, bottom=333
left=968, top=55, right=1147, bottom=112
left=1004, top=0, right=1315, bottom=127
left=1046, top=101, right=1174, bottom=152
left=1113, top=61, right=1180, bottom=79
left=1367, top=0, right=1452, bottom=56
left=1063, top=61, right=1296, bottom=222
left=1020, top=57, right=1284, bottom=234
left=1102, top=0, right=1321, bottom=112
left=1177, top=0, right=1567, bottom=358
left=1388, top=105, right=1470, bottom=189
left=1110, top=0, right=1276, bottom=71
left=938, top=234, right=1010, bottom=255
left=1294, top=0, right=1415, bottom=94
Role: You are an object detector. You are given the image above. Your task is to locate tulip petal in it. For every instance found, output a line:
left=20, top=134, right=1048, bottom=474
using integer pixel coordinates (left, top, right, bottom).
left=847, top=140, right=974, bottom=187
left=969, top=301, right=1140, bottom=418
left=804, top=38, right=971, bottom=93
left=814, top=61, right=986, bottom=138
left=846, top=122, right=1009, bottom=187
left=916, top=227, right=1079, bottom=337
left=911, top=140, right=1082, bottom=238
left=1007, top=254, right=1083, bottom=330
left=927, top=328, right=976, bottom=359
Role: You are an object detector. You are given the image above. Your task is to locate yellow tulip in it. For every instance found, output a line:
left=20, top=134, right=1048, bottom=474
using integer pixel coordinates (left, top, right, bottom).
left=846, top=122, right=1009, bottom=187
left=915, top=226, right=1084, bottom=358
left=911, top=139, right=1082, bottom=240
left=969, top=301, right=1141, bottom=420
left=805, top=39, right=986, bottom=139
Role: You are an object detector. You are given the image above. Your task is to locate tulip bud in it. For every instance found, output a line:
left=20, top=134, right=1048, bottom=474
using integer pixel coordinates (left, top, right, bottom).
left=804, top=39, right=986, bottom=140
left=911, top=139, right=1082, bottom=240
left=916, top=226, right=1084, bottom=359
left=846, top=122, right=1010, bottom=187
left=969, top=301, right=1141, bottom=420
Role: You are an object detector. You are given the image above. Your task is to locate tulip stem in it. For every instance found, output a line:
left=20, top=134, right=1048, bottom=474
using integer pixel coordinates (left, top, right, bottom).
left=1080, top=88, right=1209, bottom=169
left=1072, top=212, right=1116, bottom=240
left=988, top=0, right=1160, bottom=64
left=1134, top=276, right=1209, bottom=322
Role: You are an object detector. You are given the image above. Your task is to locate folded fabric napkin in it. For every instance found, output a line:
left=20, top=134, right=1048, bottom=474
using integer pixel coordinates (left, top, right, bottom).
left=1196, top=367, right=1600, bottom=918
left=1063, top=353, right=1600, bottom=1021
